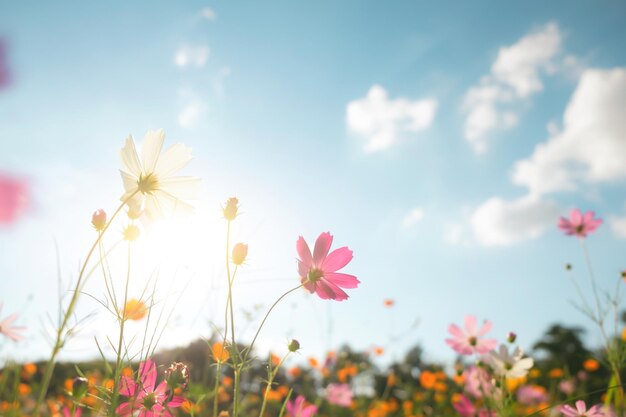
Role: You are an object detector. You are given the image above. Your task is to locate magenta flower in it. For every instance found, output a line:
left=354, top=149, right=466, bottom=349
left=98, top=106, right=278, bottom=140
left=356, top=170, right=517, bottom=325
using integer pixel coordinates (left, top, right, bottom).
left=446, top=315, right=497, bottom=356
left=0, top=302, right=26, bottom=341
left=558, top=209, right=602, bottom=238
left=453, top=394, right=475, bottom=417
left=297, top=232, right=359, bottom=301
left=560, top=400, right=605, bottom=417
left=116, top=359, right=184, bottom=417
left=0, top=174, right=29, bottom=225
left=325, top=383, right=353, bottom=407
left=62, top=407, right=82, bottom=417
left=463, top=366, right=493, bottom=398
left=286, top=395, right=317, bottom=417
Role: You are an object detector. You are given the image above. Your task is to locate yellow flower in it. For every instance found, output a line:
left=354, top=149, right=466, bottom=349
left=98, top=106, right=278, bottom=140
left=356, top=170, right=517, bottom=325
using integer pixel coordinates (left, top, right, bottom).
left=122, top=299, right=148, bottom=321
left=212, top=342, right=230, bottom=363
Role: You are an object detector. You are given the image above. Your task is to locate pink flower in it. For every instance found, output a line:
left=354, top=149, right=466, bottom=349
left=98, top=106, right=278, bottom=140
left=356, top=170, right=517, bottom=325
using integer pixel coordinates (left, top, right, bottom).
left=516, top=385, right=549, bottom=405
left=0, top=174, right=29, bottom=225
left=463, top=366, right=493, bottom=398
left=446, top=315, right=497, bottom=356
left=286, top=395, right=317, bottom=417
left=62, top=407, right=82, bottom=417
left=297, top=232, right=359, bottom=301
left=453, top=394, right=475, bottom=417
left=560, top=400, right=605, bottom=417
left=558, top=209, right=602, bottom=238
left=0, top=302, right=26, bottom=341
left=325, top=383, right=353, bottom=407
left=116, top=359, right=184, bottom=417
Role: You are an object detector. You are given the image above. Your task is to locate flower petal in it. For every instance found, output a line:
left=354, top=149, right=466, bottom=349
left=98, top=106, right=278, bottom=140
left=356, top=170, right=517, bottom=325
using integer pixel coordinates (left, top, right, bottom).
left=313, top=232, right=333, bottom=266
left=119, top=376, right=137, bottom=397
left=321, top=279, right=349, bottom=301
left=120, top=136, right=142, bottom=177
left=464, top=315, right=477, bottom=335
left=159, top=176, right=200, bottom=201
left=322, top=247, right=353, bottom=272
left=324, top=272, right=359, bottom=289
left=139, top=359, right=157, bottom=392
left=570, top=208, right=582, bottom=225
left=140, top=129, right=165, bottom=174
left=296, top=236, right=313, bottom=266
left=155, top=143, right=193, bottom=177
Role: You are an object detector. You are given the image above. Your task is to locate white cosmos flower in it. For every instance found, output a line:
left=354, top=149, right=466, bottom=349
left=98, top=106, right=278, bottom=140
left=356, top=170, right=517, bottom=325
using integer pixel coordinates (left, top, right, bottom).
left=119, top=129, right=199, bottom=220
left=489, top=344, right=534, bottom=379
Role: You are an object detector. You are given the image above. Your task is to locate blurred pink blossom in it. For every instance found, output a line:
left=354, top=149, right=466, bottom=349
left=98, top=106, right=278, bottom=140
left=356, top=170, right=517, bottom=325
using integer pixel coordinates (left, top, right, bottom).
left=0, top=302, right=26, bottom=342
left=558, top=209, right=602, bottom=238
left=286, top=395, right=317, bottom=417
left=325, top=383, right=352, bottom=407
left=297, top=232, right=359, bottom=301
left=464, top=366, right=493, bottom=398
left=560, top=400, right=604, bottom=417
left=446, top=315, right=497, bottom=355
left=517, top=385, right=549, bottom=405
left=0, top=173, right=29, bottom=225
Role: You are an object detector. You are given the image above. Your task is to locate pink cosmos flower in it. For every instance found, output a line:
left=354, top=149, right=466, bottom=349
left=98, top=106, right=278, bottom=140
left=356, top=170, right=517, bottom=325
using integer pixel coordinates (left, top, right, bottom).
left=0, top=302, right=26, bottom=341
left=325, top=383, right=353, bottom=407
left=286, top=395, right=317, bottom=417
left=446, top=315, right=497, bottom=356
left=0, top=174, right=29, bottom=225
left=560, top=400, right=605, bottom=417
left=297, top=232, right=359, bottom=301
left=116, top=359, right=184, bottom=417
left=516, top=385, right=549, bottom=405
left=558, top=209, right=602, bottom=238
left=463, top=366, right=493, bottom=398
left=453, top=394, right=475, bottom=417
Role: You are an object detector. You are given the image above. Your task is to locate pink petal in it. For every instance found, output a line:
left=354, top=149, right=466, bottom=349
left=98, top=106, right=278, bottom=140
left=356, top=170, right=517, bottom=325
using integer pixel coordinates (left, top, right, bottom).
left=297, top=260, right=310, bottom=279
left=139, top=359, right=157, bottom=392
left=323, top=280, right=349, bottom=301
left=314, top=281, right=335, bottom=300
left=313, top=232, right=333, bottom=266
left=448, top=324, right=465, bottom=339
left=575, top=400, right=586, bottom=414
left=153, top=380, right=168, bottom=397
left=324, top=272, right=359, bottom=289
left=296, top=236, right=313, bottom=267
left=464, top=315, right=477, bottom=335
left=168, top=396, right=185, bottom=407
left=570, top=209, right=582, bottom=225
left=583, top=211, right=594, bottom=224
left=322, top=247, right=353, bottom=272
left=475, top=339, right=497, bottom=354
left=115, top=401, right=134, bottom=417
left=476, top=320, right=492, bottom=337
left=119, top=376, right=137, bottom=397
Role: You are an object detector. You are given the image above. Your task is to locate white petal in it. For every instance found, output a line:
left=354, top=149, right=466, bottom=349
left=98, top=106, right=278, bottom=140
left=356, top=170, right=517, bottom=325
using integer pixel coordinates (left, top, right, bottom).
left=141, top=129, right=165, bottom=174
left=120, top=136, right=142, bottom=177
left=159, top=176, right=200, bottom=201
left=120, top=170, right=139, bottom=195
left=144, top=194, right=163, bottom=221
left=155, top=143, right=193, bottom=177
left=154, top=189, right=195, bottom=215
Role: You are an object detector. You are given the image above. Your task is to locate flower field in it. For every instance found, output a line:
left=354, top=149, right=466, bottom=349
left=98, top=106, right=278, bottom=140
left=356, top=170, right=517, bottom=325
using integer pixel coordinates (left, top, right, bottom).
left=1, top=132, right=625, bottom=417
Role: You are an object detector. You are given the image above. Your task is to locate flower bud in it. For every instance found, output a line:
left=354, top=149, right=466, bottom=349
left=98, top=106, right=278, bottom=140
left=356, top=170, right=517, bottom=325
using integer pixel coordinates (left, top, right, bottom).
left=565, top=263, right=572, bottom=271
left=164, top=362, right=190, bottom=390
left=72, top=376, right=89, bottom=400
left=123, top=224, right=140, bottom=241
left=232, top=243, right=248, bottom=265
left=621, top=270, right=626, bottom=280
left=92, top=209, right=107, bottom=231
left=288, top=339, right=300, bottom=352
left=507, top=332, right=517, bottom=343
left=223, top=197, right=239, bottom=221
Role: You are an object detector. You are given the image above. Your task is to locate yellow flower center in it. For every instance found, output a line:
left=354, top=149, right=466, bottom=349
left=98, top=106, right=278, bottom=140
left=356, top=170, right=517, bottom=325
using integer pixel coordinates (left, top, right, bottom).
left=307, top=268, right=324, bottom=283
left=138, top=173, right=159, bottom=194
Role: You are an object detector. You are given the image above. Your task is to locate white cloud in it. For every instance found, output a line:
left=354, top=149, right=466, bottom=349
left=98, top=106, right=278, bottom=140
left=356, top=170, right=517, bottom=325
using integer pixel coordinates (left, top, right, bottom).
left=200, top=7, right=216, bottom=21
left=470, top=195, right=560, bottom=246
left=512, top=68, right=626, bottom=196
left=402, top=207, right=425, bottom=228
left=610, top=215, right=626, bottom=238
left=178, top=101, right=206, bottom=128
left=346, top=85, right=438, bottom=152
left=462, top=22, right=563, bottom=153
left=175, top=44, right=210, bottom=68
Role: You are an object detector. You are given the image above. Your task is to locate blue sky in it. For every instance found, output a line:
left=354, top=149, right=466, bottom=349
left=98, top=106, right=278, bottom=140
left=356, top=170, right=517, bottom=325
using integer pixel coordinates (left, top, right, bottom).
left=1, top=1, right=626, bottom=366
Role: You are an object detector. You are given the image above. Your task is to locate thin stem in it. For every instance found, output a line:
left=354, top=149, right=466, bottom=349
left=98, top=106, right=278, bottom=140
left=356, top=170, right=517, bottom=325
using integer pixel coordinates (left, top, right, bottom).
left=213, top=361, right=222, bottom=417
left=34, top=191, right=138, bottom=417
left=258, top=353, right=290, bottom=417
left=243, top=284, right=304, bottom=364
left=110, top=240, right=132, bottom=416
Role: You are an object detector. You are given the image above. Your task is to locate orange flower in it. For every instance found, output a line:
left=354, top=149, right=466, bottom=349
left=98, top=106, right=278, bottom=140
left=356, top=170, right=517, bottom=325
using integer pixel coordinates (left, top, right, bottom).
left=212, top=342, right=230, bottom=363
left=103, top=378, right=114, bottom=391
left=222, top=376, right=233, bottom=387
left=384, top=299, right=395, bottom=307
left=122, top=299, right=148, bottom=321
left=506, top=376, right=527, bottom=391
left=64, top=378, right=74, bottom=392
left=122, top=367, right=133, bottom=377
left=419, top=371, right=436, bottom=389
left=22, top=363, right=37, bottom=379
left=453, top=373, right=465, bottom=385
left=288, top=367, right=301, bottom=377
left=270, top=353, right=281, bottom=366
left=583, top=359, right=600, bottom=372
left=264, top=387, right=284, bottom=402
left=529, top=369, right=541, bottom=378
left=387, top=372, right=397, bottom=387
left=373, top=346, right=385, bottom=356
left=434, top=381, right=447, bottom=392
left=218, top=386, right=231, bottom=403
left=622, top=328, right=626, bottom=341
left=308, top=357, right=319, bottom=368
left=18, top=383, right=31, bottom=396
left=548, top=368, right=564, bottom=379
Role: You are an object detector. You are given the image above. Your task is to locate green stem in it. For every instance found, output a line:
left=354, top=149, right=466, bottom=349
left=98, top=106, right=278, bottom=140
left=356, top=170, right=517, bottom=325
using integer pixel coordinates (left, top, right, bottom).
left=34, top=192, right=137, bottom=417
left=258, top=353, right=290, bottom=417
left=110, top=240, right=133, bottom=416
left=213, top=361, right=222, bottom=417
